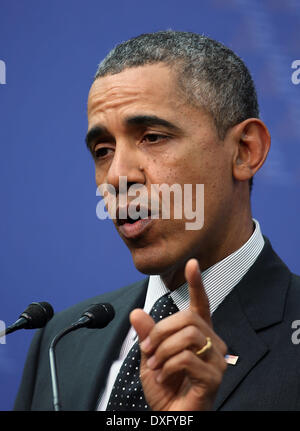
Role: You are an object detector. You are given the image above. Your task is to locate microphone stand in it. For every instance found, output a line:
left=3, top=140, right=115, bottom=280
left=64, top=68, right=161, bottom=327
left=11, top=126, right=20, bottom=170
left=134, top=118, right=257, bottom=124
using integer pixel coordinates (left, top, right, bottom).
left=48, top=304, right=114, bottom=411
left=49, top=319, right=87, bottom=411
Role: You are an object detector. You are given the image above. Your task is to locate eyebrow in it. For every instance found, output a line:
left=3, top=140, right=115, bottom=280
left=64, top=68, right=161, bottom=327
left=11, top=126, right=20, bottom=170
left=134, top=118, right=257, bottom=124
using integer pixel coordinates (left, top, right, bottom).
left=85, top=125, right=109, bottom=149
left=85, top=114, right=182, bottom=149
left=125, top=115, right=182, bottom=134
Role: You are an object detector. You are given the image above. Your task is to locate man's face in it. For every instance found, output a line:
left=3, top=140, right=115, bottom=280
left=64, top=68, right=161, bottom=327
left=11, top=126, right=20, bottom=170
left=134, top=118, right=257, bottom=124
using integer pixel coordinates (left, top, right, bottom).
left=87, top=64, right=235, bottom=286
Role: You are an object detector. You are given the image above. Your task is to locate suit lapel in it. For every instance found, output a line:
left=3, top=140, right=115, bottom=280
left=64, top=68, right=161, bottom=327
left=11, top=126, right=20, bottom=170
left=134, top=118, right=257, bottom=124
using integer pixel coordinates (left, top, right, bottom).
left=212, top=238, right=291, bottom=410
left=212, top=293, right=269, bottom=409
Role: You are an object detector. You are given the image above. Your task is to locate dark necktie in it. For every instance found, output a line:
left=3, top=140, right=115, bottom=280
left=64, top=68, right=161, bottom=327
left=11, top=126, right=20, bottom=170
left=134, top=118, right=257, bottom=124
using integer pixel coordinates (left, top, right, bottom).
left=106, top=293, right=179, bottom=411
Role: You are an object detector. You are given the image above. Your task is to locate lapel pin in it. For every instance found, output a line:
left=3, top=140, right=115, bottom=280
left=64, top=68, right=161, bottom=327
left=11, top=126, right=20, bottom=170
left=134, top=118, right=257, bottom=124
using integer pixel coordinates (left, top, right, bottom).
left=225, top=354, right=239, bottom=365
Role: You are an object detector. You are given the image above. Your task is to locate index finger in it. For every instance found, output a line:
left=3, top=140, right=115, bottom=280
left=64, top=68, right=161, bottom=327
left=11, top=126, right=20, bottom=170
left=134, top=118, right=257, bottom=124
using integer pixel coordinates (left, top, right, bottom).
left=184, top=258, right=212, bottom=328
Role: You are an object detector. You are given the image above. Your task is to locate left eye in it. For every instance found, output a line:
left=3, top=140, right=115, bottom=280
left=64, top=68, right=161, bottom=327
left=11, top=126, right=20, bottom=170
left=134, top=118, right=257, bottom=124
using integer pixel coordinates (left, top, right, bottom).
left=142, top=134, right=167, bottom=143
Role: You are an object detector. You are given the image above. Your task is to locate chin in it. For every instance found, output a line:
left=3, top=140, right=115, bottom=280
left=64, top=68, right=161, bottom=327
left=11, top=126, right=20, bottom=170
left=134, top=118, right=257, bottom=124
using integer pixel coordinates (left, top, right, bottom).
left=130, top=246, right=179, bottom=276
left=132, top=256, right=167, bottom=275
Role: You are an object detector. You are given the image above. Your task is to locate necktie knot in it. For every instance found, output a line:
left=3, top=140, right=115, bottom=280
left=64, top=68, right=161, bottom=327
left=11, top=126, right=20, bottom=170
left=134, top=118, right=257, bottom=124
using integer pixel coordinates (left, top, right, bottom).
left=150, top=293, right=179, bottom=323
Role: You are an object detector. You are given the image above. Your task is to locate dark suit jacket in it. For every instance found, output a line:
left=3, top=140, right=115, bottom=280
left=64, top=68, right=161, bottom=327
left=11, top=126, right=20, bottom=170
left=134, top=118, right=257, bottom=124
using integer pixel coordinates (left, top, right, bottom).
left=14, top=238, right=300, bottom=410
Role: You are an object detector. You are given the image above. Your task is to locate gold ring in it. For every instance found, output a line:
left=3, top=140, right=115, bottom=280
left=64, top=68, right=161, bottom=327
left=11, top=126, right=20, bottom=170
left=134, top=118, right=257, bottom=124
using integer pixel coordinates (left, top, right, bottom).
left=196, top=337, right=212, bottom=357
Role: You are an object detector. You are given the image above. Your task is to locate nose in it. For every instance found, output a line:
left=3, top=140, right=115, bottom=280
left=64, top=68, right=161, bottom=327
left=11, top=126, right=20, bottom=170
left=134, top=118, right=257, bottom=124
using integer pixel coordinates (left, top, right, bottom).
left=105, top=141, right=145, bottom=193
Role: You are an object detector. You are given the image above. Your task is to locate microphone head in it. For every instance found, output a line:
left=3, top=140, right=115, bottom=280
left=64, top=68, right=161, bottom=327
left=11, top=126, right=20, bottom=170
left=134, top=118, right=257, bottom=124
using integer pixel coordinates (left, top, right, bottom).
left=20, top=301, right=54, bottom=329
left=82, top=303, right=115, bottom=329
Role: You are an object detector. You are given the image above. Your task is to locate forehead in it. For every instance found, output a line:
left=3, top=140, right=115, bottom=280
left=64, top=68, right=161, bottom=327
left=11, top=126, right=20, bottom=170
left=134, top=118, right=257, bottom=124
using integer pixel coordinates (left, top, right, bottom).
left=87, top=63, right=184, bottom=118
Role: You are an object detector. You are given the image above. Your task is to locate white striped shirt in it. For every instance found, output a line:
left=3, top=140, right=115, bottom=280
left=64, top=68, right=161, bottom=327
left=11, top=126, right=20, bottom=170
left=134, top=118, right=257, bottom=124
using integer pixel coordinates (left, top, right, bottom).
left=97, top=219, right=264, bottom=410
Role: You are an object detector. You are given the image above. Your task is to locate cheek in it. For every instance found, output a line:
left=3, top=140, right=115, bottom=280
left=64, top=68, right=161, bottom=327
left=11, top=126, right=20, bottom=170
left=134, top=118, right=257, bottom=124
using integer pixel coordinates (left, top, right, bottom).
left=95, top=170, right=101, bottom=185
left=146, top=155, right=204, bottom=188
left=145, top=149, right=196, bottom=186
left=95, top=165, right=108, bottom=186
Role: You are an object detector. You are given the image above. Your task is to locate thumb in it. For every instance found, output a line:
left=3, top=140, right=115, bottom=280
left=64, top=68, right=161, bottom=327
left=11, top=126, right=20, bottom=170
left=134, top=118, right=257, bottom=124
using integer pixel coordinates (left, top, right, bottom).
left=130, top=309, right=155, bottom=366
left=130, top=308, right=155, bottom=343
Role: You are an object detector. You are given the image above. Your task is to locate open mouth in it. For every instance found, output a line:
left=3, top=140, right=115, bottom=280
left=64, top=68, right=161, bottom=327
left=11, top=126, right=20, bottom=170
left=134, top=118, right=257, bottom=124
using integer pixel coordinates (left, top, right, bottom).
left=116, top=203, right=155, bottom=225
left=117, top=214, right=148, bottom=226
left=116, top=207, right=154, bottom=239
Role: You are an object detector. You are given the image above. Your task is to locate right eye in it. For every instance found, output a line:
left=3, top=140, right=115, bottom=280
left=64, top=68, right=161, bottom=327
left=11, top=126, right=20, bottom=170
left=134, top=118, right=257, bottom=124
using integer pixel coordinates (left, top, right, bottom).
left=94, top=146, right=114, bottom=160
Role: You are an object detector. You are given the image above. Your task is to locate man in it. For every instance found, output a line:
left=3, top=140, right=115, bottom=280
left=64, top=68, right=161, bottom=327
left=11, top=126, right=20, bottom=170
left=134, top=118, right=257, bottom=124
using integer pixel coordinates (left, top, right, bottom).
left=14, top=31, right=300, bottom=411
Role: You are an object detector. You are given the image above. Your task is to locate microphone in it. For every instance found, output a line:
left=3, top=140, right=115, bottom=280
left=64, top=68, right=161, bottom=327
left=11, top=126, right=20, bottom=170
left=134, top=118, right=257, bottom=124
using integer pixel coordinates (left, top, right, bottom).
left=0, top=302, right=54, bottom=338
left=49, top=303, right=115, bottom=411
left=70, top=303, right=116, bottom=329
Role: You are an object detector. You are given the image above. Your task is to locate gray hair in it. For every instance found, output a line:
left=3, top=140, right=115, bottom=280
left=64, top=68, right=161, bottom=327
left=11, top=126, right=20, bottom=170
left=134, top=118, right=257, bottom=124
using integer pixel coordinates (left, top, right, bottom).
left=95, top=30, right=259, bottom=189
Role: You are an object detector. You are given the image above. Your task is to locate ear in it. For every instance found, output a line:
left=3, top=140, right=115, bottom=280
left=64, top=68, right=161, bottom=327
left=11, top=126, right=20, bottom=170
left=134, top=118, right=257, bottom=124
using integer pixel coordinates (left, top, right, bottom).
left=230, top=118, right=271, bottom=183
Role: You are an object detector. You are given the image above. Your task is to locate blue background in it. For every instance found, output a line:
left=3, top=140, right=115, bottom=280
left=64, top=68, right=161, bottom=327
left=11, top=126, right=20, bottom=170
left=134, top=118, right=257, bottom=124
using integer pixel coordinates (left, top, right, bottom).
left=0, top=0, right=299, bottom=410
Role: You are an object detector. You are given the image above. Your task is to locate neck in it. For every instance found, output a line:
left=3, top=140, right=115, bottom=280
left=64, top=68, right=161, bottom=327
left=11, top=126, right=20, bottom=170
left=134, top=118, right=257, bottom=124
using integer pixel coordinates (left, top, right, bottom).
left=161, top=211, right=254, bottom=291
